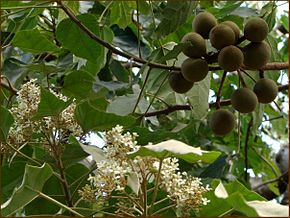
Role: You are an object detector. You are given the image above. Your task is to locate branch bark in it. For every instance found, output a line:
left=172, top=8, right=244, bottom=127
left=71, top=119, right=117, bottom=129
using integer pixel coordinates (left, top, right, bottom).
left=144, top=84, right=289, bottom=117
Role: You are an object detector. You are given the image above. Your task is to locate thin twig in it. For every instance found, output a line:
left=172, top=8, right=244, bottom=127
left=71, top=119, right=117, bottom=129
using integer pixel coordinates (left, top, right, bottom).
left=237, top=69, right=247, bottom=88
left=215, top=71, right=227, bottom=109
left=237, top=111, right=241, bottom=156
left=149, top=159, right=163, bottom=215
left=253, top=171, right=288, bottom=191
left=143, top=82, right=289, bottom=117
left=251, top=147, right=279, bottom=177
left=136, top=0, right=142, bottom=58
left=36, top=190, right=84, bottom=217
left=0, top=75, right=18, bottom=95
left=259, top=69, right=265, bottom=79
left=5, top=142, right=42, bottom=166
left=240, top=69, right=257, bottom=83
left=151, top=203, right=176, bottom=215
left=132, top=66, right=152, bottom=113
left=1, top=1, right=55, bottom=18
left=244, top=117, right=253, bottom=182
left=143, top=73, right=169, bottom=117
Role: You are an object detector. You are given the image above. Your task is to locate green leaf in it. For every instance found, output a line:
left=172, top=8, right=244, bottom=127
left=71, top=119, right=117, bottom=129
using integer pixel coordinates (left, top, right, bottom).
left=127, top=172, right=140, bottom=195
left=25, top=63, right=62, bottom=75
left=1, top=163, right=53, bottom=216
left=201, top=180, right=267, bottom=216
left=1, top=0, right=41, bottom=8
left=227, top=192, right=259, bottom=216
left=128, top=139, right=221, bottom=164
left=79, top=141, right=105, bottom=162
left=200, top=155, right=227, bottom=178
left=281, top=14, right=289, bottom=32
left=63, top=70, right=95, bottom=100
left=158, top=43, right=189, bottom=62
left=107, top=94, right=137, bottom=116
left=154, top=1, right=195, bottom=38
left=33, top=87, right=72, bottom=119
left=230, top=6, right=258, bottom=18
left=208, top=2, right=243, bottom=19
left=79, top=26, right=114, bottom=76
left=74, top=101, right=135, bottom=132
left=110, top=2, right=134, bottom=29
left=110, top=60, right=129, bottom=82
left=127, top=127, right=177, bottom=146
left=2, top=162, right=26, bottom=202
left=260, top=3, right=277, bottom=31
left=187, top=72, right=211, bottom=120
left=56, top=14, right=103, bottom=63
left=11, top=29, right=60, bottom=54
left=0, top=106, right=14, bottom=142
left=61, top=136, right=90, bottom=167
left=245, top=200, right=289, bottom=217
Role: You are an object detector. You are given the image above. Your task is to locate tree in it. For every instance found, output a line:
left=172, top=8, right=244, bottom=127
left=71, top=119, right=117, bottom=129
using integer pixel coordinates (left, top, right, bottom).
left=0, top=0, right=289, bottom=217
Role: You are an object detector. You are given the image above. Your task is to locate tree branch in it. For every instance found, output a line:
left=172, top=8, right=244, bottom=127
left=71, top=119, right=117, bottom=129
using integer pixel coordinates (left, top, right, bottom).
left=57, top=1, right=289, bottom=72
left=253, top=171, right=288, bottom=191
left=244, top=118, right=253, bottom=182
left=215, top=71, right=227, bottom=109
left=144, top=84, right=289, bottom=117
left=0, top=75, right=18, bottom=95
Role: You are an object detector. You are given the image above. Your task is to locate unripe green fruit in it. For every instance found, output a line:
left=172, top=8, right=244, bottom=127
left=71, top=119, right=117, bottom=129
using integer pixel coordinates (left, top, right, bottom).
left=221, top=21, right=240, bottom=42
left=181, top=58, right=209, bottom=82
left=209, top=24, right=236, bottom=50
left=243, top=41, right=271, bottom=69
left=231, top=87, right=258, bottom=113
left=168, top=71, right=194, bottom=94
left=192, top=11, right=217, bottom=39
left=210, top=109, right=235, bottom=136
left=253, top=78, right=278, bottom=103
left=218, top=45, right=244, bottom=72
left=181, top=32, right=206, bottom=58
left=244, top=17, right=269, bottom=42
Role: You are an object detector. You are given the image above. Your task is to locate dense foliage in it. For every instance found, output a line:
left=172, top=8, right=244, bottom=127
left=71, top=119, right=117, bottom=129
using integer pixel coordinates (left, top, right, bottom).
left=0, top=1, right=289, bottom=217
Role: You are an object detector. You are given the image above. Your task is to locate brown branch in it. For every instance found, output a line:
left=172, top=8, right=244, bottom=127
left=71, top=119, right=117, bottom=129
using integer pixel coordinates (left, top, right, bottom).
left=260, top=62, right=289, bottom=70
left=144, top=84, right=289, bottom=117
left=0, top=75, right=18, bottom=95
left=253, top=171, right=288, bottom=191
left=57, top=1, right=289, bottom=72
left=215, top=71, right=227, bottom=109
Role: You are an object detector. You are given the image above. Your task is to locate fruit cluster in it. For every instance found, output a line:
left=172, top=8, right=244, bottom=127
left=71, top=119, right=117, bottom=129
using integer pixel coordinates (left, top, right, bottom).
left=168, top=11, right=278, bottom=136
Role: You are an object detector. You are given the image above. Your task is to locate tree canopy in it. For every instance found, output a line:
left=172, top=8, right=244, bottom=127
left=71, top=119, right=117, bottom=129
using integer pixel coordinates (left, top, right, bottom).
left=0, top=1, right=289, bottom=217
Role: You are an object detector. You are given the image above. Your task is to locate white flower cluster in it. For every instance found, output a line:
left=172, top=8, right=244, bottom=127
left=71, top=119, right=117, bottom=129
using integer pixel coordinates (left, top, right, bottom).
left=8, top=79, right=82, bottom=146
left=88, top=125, right=139, bottom=196
left=84, top=125, right=210, bottom=213
left=9, top=79, right=41, bottom=144
left=157, top=157, right=211, bottom=209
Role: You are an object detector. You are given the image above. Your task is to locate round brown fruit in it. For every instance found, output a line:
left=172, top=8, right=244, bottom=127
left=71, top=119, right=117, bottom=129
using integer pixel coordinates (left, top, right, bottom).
left=221, top=21, right=240, bottom=42
left=181, top=32, right=206, bottom=58
left=218, top=45, right=244, bottom=72
left=244, top=17, right=269, bottom=42
left=210, top=109, right=235, bottom=136
left=192, top=11, right=217, bottom=39
left=181, top=58, right=209, bottom=82
left=253, top=78, right=278, bottom=103
left=168, top=71, right=194, bottom=94
left=231, top=87, right=258, bottom=113
left=209, top=24, right=236, bottom=50
left=243, top=41, right=271, bottom=69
